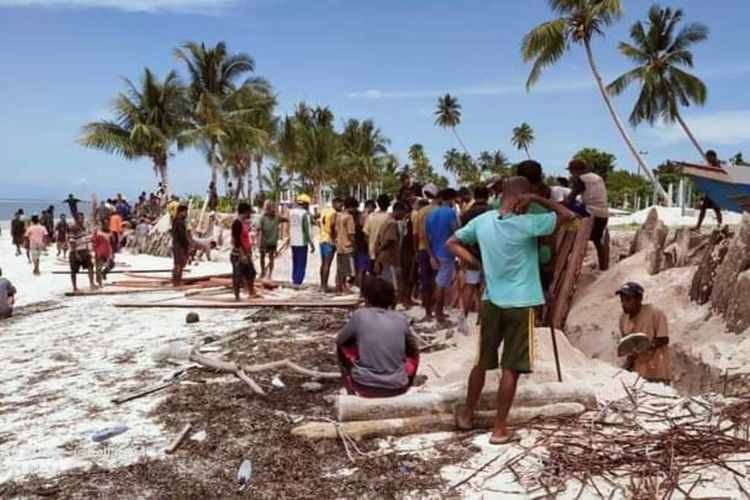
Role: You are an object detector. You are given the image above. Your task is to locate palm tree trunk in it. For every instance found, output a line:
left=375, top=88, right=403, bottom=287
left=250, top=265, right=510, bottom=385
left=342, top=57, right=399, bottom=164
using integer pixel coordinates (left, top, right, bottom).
left=675, top=113, right=706, bottom=160
left=209, top=139, right=218, bottom=186
left=524, top=146, right=531, bottom=160
left=583, top=40, right=671, bottom=206
left=156, top=157, right=170, bottom=197
left=452, top=128, right=471, bottom=156
left=256, top=156, right=264, bottom=195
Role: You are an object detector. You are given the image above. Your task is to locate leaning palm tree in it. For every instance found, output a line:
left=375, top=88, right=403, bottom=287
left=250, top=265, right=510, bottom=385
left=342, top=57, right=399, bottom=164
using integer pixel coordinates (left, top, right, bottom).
left=175, top=41, right=258, bottom=186
left=608, top=5, right=708, bottom=159
left=434, top=93, right=470, bottom=155
left=79, top=68, right=189, bottom=195
left=511, top=123, right=535, bottom=159
left=521, top=0, right=669, bottom=204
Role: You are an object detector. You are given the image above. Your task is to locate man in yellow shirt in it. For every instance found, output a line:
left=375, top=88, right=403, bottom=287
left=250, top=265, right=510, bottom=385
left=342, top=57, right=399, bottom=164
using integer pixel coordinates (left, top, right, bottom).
left=319, top=198, right=342, bottom=293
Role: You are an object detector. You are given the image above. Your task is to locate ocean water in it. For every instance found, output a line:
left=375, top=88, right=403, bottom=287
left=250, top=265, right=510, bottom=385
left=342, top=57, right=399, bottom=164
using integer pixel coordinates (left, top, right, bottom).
left=0, top=199, right=89, bottom=221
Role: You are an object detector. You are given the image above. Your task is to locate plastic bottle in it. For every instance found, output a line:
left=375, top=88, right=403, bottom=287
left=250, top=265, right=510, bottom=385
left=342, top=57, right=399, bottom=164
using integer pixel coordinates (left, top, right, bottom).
left=92, top=425, right=128, bottom=443
left=237, top=458, right=253, bottom=485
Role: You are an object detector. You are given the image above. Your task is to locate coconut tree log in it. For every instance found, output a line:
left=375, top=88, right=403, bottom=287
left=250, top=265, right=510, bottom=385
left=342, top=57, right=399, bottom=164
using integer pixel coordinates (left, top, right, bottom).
left=335, top=382, right=596, bottom=422
left=294, top=402, right=586, bottom=440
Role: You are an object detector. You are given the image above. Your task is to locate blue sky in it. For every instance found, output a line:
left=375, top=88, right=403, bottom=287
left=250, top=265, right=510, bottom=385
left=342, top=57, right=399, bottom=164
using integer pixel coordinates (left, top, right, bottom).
left=1, top=0, right=749, bottom=200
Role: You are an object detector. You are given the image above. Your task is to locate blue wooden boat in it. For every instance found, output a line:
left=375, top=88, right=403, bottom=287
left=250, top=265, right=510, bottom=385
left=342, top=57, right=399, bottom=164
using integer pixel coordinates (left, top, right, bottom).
left=675, top=161, right=750, bottom=213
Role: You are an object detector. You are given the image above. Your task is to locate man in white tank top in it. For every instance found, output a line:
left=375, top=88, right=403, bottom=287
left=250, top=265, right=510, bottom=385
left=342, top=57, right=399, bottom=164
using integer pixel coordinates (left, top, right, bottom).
left=567, top=159, right=610, bottom=270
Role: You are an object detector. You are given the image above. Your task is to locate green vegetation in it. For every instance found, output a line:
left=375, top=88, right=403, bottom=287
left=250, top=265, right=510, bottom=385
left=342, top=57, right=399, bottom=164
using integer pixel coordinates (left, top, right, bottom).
left=608, top=5, right=709, bottom=158
left=521, top=0, right=669, bottom=204
left=511, top=123, right=535, bottom=159
left=573, top=148, right=616, bottom=179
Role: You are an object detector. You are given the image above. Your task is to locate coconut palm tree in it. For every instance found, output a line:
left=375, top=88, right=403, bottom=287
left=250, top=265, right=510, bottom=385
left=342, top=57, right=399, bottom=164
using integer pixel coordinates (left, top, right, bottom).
left=434, top=93, right=470, bottom=155
left=339, top=118, right=390, bottom=195
left=262, top=163, right=290, bottom=202
left=607, top=5, right=708, bottom=158
left=79, top=68, right=189, bottom=195
left=408, top=143, right=436, bottom=184
left=295, top=104, right=339, bottom=203
left=511, top=123, right=535, bottom=159
left=521, top=0, right=669, bottom=204
left=175, top=41, right=259, bottom=186
left=478, top=150, right=511, bottom=177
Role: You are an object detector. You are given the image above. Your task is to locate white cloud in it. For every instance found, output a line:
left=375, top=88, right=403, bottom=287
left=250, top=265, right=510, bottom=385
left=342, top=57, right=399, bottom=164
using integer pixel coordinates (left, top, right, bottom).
left=646, top=111, right=750, bottom=147
left=346, top=78, right=592, bottom=100
left=0, top=0, right=237, bottom=13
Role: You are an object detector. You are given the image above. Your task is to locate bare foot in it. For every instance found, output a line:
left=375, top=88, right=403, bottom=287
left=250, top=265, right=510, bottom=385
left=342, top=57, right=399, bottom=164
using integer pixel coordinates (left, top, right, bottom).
left=454, top=407, right=473, bottom=431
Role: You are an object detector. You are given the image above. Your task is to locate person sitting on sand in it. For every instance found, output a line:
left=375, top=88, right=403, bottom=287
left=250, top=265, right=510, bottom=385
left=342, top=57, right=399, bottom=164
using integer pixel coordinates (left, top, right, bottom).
left=231, top=202, right=257, bottom=300
left=68, top=214, right=95, bottom=292
left=446, top=176, right=574, bottom=445
left=617, top=282, right=671, bottom=385
left=0, top=267, right=17, bottom=319
left=171, top=205, right=190, bottom=287
left=25, top=215, right=48, bottom=276
left=336, top=277, right=420, bottom=398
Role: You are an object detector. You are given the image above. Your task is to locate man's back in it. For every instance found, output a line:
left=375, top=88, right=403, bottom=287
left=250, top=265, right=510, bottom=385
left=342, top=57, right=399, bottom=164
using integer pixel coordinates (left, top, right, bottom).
left=579, top=173, right=609, bottom=218
left=425, top=205, right=457, bottom=259
left=288, top=208, right=309, bottom=246
left=337, top=307, right=412, bottom=389
left=363, top=211, right=389, bottom=259
left=455, top=211, right=556, bottom=308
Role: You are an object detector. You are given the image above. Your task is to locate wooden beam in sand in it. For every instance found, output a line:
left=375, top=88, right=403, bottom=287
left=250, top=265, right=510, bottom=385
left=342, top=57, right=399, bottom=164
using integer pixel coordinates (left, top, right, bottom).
left=292, top=402, right=586, bottom=440
left=52, top=269, right=186, bottom=275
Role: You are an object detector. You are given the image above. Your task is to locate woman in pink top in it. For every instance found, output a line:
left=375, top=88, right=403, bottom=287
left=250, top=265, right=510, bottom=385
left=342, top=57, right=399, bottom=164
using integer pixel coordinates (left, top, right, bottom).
left=24, top=215, right=48, bottom=276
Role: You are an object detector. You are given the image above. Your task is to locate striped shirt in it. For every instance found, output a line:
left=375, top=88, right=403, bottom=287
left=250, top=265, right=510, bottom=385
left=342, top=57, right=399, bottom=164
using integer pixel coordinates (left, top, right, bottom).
left=68, top=225, right=91, bottom=253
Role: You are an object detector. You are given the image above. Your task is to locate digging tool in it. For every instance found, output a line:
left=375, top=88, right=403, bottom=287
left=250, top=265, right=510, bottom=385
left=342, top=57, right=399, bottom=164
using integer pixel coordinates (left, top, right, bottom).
left=549, top=324, right=563, bottom=383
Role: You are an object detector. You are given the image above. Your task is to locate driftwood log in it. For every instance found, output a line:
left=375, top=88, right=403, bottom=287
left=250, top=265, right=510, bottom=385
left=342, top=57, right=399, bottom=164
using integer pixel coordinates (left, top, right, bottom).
left=335, top=383, right=597, bottom=422
left=293, top=402, right=586, bottom=440
left=550, top=217, right=594, bottom=329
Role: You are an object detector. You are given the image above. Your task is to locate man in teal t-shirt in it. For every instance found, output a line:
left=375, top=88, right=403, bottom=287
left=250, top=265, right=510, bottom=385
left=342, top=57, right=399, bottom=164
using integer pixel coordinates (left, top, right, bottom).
left=446, top=176, right=574, bottom=445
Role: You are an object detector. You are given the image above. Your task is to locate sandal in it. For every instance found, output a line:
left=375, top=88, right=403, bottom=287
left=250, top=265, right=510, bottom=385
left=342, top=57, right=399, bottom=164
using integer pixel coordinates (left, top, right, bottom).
left=488, top=431, right=520, bottom=445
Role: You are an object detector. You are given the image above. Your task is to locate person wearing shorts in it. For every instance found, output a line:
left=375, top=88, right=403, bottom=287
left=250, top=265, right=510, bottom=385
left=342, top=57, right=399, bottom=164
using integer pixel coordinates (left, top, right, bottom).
left=68, top=214, right=95, bottom=291
left=24, top=215, right=48, bottom=276
left=415, top=185, right=439, bottom=319
left=459, top=185, right=492, bottom=321
left=375, top=201, right=409, bottom=304
left=259, top=202, right=286, bottom=281
left=425, top=189, right=458, bottom=325
left=335, top=197, right=358, bottom=292
left=446, top=176, right=574, bottom=445
left=318, top=198, right=341, bottom=292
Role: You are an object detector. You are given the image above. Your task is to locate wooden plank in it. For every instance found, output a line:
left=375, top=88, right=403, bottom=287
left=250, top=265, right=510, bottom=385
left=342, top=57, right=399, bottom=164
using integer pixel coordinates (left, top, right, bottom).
left=115, top=298, right=361, bottom=309
left=52, top=269, right=186, bottom=275
left=112, top=380, right=175, bottom=405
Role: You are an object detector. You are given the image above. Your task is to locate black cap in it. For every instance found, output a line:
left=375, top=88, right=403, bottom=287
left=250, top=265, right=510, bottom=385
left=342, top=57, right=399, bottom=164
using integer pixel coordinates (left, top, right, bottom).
left=616, top=282, right=644, bottom=297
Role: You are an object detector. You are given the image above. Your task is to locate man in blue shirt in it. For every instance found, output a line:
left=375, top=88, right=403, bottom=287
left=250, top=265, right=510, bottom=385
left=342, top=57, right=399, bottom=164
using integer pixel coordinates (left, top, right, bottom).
left=425, top=188, right=458, bottom=325
left=446, top=176, right=574, bottom=444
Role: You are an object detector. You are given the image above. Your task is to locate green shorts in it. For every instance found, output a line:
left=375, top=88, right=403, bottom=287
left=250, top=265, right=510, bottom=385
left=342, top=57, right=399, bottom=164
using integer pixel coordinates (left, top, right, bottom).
left=475, top=303, right=536, bottom=373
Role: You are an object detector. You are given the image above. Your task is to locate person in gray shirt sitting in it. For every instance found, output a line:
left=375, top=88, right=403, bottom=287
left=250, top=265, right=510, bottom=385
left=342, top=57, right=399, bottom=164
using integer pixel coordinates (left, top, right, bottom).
left=336, top=276, right=420, bottom=397
left=0, top=267, right=17, bottom=319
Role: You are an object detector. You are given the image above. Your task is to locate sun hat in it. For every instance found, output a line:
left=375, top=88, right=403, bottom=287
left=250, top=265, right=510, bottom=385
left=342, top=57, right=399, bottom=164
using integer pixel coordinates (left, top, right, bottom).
left=422, top=183, right=438, bottom=199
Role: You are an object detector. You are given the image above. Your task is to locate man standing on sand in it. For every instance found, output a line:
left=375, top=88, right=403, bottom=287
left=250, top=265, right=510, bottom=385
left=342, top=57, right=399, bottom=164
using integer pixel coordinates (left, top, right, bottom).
left=63, top=194, right=82, bottom=219
left=426, top=189, right=459, bottom=325
left=0, top=268, right=17, bottom=319
left=447, top=177, right=574, bottom=444
left=289, top=194, right=315, bottom=288
left=566, top=159, right=610, bottom=271
left=459, top=185, right=492, bottom=324
left=363, top=194, right=391, bottom=265
left=415, top=183, right=440, bottom=321
left=68, top=214, right=95, bottom=291
left=11, top=210, right=25, bottom=257
left=171, top=205, right=190, bottom=287
left=55, top=214, right=69, bottom=258
left=334, top=197, right=358, bottom=292
left=617, top=282, right=671, bottom=384
left=375, top=201, right=409, bottom=305
left=109, top=209, right=123, bottom=253
left=259, top=202, right=285, bottom=280
left=207, top=181, right=219, bottom=212
left=231, top=202, right=257, bottom=301
left=695, top=150, right=724, bottom=231
left=319, top=198, right=342, bottom=293
left=25, top=215, right=48, bottom=276
left=92, top=220, right=114, bottom=288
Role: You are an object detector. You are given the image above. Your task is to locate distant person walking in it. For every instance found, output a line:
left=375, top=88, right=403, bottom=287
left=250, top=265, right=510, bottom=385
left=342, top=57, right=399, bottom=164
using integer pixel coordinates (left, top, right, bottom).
left=92, top=220, right=114, bottom=288
left=25, top=215, right=48, bottom=276
left=55, top=214, right=69, bottom=258
left=695, top=150, right=724, bottom=231
left=231, top=202, right=257, bottom=300
left=0, top=267, right=17, bottom=319
left=68, top=214, right=95, bottom=292
left=11, top=210, right=25, bottom=256
left=171, top=205, right=190, bottom=287
left=567, top=159, right=610, bottom=270
left=289, top=195, right=315, bottom=288
left=109, top=210, right=123, bottom=253
left=63, top=194, right=82, bottom=219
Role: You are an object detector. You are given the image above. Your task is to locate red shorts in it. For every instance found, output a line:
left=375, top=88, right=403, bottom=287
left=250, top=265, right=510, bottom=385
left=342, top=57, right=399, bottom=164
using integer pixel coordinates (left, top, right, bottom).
left=338, top=345, right=419, bottom=398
